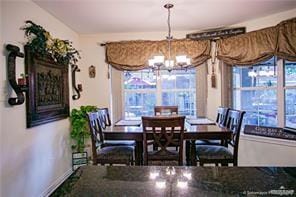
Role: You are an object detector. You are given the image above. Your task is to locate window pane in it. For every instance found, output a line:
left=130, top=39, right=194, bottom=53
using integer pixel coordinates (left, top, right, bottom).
left=176, top=91, right=196, bottom=116
left=162, top=92, right=175, bottom=106
left=285, top=61, right=296, bottom=86
left=285, top=89, right=296, bottom=129
left=233, top=57, right=277, bottom=88
left=124, top=92, right=156, bottom=119
left=161, top=69, right=196, bottom=89
left=233, top=89, right=277, bottom=127
left=124, top=70, right=156, bottom=90
left=161, top=74, right=175, bottom=89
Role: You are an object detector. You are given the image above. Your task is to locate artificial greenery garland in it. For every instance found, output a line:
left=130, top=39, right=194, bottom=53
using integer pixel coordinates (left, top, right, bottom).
left=22, top=20, right=80, bottom=65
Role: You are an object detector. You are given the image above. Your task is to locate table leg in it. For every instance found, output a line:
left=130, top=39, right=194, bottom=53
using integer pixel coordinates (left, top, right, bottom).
left=190, top=140, right=197, bottom=166
left=135, top=141, right=143, bottom=165
left=185, top=140, right=190, bottom=166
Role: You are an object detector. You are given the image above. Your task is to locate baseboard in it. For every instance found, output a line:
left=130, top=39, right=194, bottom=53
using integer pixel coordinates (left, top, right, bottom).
left=40, top=168, right=73, bottom=197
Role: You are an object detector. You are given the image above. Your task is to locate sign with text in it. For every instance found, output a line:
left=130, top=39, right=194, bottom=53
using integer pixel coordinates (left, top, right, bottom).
left=186, top=27, right=246, bottom=40
left=244, top=125, right=296, bottom=141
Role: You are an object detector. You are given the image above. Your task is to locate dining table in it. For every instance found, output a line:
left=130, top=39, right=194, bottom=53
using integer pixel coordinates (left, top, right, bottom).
left=103, top=119, right=232, bottom=165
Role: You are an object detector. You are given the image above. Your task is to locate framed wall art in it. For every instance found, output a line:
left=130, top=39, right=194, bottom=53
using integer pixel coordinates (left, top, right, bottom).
left=25, top=46, right=69, bottom=128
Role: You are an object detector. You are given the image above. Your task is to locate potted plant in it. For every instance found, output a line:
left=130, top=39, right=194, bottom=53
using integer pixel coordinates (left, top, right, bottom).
left=70, top=105, right=97, bottom=169
left=70, top=105, right=97, bottom=152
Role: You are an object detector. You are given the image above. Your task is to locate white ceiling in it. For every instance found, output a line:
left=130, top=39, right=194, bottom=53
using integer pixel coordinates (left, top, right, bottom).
left=33, top=0, right=296, bottom=34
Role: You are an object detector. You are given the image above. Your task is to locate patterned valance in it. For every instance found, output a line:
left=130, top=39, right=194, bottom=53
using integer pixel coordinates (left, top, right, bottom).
left=217, top=17, right=296, bottom=65
left=105, top=39, right=211, bottom=71
left=276, top=18, right=296, bottom=61
left=217, top=27, right=277, bottom=65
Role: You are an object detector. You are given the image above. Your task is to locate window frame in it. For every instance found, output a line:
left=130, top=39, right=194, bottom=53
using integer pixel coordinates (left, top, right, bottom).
left=122, top=69, right=197, bottom=119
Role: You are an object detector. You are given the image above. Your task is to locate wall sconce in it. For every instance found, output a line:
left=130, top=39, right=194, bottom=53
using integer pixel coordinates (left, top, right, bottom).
left=71, top=64, right=82, bottom=100
left=6, top=44, right=26, bottom=105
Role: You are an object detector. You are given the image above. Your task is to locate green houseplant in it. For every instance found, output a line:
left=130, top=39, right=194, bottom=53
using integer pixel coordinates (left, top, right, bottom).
left=70, top=105, right=97, bottom=152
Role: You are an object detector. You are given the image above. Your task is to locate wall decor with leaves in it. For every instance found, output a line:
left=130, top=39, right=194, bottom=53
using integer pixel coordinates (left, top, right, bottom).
left=21, top=21, right=81, bottom=127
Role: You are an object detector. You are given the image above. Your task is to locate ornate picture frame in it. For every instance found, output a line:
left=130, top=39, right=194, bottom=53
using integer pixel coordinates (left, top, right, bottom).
left=25, top=46, right=69, bottom=128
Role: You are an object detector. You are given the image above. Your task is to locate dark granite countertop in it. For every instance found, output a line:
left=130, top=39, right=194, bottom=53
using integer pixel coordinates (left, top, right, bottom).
left=51, top=166, right=296, bottom=197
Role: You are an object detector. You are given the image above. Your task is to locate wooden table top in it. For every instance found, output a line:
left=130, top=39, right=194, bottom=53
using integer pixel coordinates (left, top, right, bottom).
left=103, top=123, right=232, bottom=141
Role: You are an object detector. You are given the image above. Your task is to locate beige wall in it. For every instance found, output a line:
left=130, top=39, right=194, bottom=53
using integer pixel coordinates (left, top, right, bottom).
left=0, top=1, right=81, bottom=196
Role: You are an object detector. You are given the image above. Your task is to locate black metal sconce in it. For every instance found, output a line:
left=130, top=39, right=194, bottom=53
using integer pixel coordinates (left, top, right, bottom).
left=72, top=64, right=82, bottom=100
left=6, top=44, right=26, bottom=105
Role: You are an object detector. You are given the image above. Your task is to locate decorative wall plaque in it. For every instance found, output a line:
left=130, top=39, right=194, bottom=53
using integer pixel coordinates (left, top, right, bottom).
left=89, top=65, right=96, bottom=78
left=25, top=46, right=69, bottom=128
left=244, top=125, right=296, bottom=141
left=186, top=27, right=246, bottom=40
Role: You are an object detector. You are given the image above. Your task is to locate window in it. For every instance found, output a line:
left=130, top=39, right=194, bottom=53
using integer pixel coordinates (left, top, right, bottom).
left=123, top=69, right=196, bottom=119
left=284, top=60, right=296, bottom=129
left=232, top=57, right=296, bottom=129
left=232, top=57, right=278, bottom=127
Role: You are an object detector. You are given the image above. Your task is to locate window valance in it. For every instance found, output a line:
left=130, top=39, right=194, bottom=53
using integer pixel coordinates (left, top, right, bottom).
left=276, top=18, right=296, bottom=61
left=217, top=17, right=296, bottom=65
left=105, top=39, right=211, bottom=71
left=217, top=27, right=277, bottom=65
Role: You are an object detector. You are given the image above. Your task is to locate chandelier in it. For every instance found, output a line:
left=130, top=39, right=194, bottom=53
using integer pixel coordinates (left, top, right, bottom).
left=148, top=4, right=191, bottom=72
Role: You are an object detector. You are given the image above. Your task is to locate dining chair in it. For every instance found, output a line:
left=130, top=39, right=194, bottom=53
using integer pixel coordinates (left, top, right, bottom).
left=142, top=116, right=185, bottom=166
left=87, top=112, right=134, bottom=165
left=96, top=108, right=135, bottom=147
left=193, top=109, right=246, bottom=166
left=154, top=105, right=178, bottom=116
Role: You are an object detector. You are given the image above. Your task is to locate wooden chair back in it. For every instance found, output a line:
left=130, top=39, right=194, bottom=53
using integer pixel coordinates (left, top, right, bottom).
left=97, top=108, right=111, bottom=128
left=154, top=106, right=178, bottom=116
left=225, top=109, right=246, bottom=165
left=142, top=116, right=185, bottom=165
left=87, top=111, right=104, bottom=163
left=216, top=107, right=229, bottom=127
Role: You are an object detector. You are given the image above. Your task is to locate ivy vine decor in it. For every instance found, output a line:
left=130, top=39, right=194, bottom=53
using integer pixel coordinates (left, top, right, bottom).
left=22, top=20, right=80, bottom=65
left=70, top=105, right=97, bottom=152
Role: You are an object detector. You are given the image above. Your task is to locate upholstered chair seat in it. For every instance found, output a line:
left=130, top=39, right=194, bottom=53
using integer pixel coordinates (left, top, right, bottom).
left=196, top=145, right=233, bottom=160
left=195, top=140, right=222, bottom=146
left=102, top=140, right=135, bottom=147
left=148, top=150, right=179, bottom=161
left=96, top=146, right=134, bottom=165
